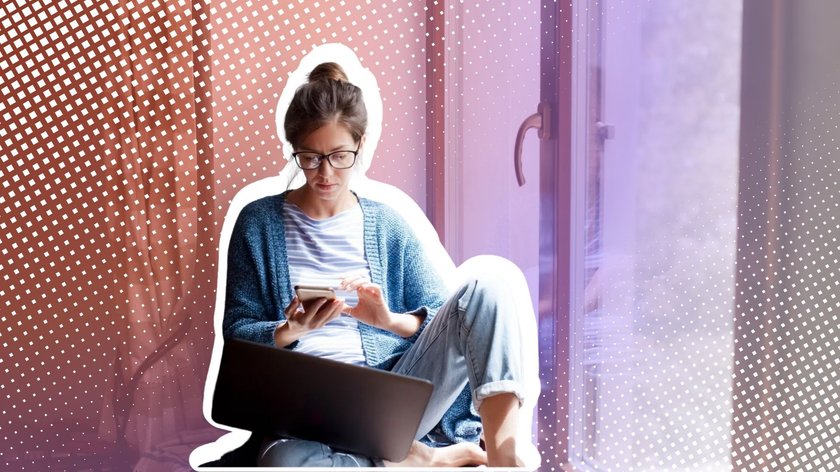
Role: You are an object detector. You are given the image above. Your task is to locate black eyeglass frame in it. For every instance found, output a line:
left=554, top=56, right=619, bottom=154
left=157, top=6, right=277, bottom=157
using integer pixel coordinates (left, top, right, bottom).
left=291, top=143, right=361, bottom=170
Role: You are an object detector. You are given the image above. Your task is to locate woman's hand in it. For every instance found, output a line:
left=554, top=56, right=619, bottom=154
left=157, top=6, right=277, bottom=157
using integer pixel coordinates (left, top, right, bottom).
left=340, top=275, right=424, bottom=337
left=274, top=296, right=344, bottom=348
left=341, top=280, right=392, bottom=329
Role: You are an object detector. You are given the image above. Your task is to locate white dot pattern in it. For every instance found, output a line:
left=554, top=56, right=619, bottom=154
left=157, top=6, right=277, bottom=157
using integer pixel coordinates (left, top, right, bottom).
left=1, top=0, right=215, bottom=468
left=568, top=2, right=839, bottom=472
left=732, top=84, right=840, bottom=471
left=211, top=0, right=430, bottom=208
left=0, top=0, right=449, bottom=469
left=574, top=2, right=739, bottom=469
left=2, top=0, right=838, bottom=470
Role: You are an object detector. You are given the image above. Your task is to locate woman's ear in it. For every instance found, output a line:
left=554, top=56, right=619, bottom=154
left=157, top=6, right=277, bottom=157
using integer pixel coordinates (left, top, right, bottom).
left=352, top=135, right=367, bottom=178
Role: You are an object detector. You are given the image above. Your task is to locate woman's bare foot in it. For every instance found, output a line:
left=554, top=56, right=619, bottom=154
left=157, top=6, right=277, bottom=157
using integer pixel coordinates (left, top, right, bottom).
left=384, top=440, right=487, bottom=467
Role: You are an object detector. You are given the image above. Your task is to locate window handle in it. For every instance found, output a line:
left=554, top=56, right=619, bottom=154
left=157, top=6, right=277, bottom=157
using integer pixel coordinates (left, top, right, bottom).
left=596, top=121, right=615, bottom=141
left=514, top=101, right=551, bottom=186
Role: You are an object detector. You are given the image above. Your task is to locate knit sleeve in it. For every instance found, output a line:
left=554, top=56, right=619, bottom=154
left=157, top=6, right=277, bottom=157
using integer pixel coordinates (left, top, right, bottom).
left=400, top=224, right=449, bottom=343
left=221, top=204, right=283, bottom=346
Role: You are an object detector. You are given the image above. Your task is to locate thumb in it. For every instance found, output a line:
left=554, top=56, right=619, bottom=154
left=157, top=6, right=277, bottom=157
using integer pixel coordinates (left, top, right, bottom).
left=285, top=296, right=301, bottom=317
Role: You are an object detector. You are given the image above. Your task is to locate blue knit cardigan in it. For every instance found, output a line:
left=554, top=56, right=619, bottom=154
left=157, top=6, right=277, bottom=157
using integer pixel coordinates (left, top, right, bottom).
left=222, top=190, right=481, bottom=445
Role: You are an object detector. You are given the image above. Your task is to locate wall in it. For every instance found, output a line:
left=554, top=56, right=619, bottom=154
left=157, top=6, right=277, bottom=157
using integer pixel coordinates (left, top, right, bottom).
left=210, top=0, right=430, bottom=222
left=0, top=1, right=432, bottom=468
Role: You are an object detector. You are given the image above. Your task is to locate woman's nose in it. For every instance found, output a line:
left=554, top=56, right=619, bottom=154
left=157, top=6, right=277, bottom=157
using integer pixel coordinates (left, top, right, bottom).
left=317, top=158, right=334, bottom=175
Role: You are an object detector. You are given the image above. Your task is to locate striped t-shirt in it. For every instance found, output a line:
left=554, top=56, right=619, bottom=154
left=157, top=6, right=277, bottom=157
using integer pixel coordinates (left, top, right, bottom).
left=283, top=201, right=370, bottom=365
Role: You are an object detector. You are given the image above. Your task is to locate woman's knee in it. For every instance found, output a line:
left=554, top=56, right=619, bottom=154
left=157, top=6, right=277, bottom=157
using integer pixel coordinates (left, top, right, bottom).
left=459, top=273, right=519, bottom=325
left=471, top=272, right=512, bottom=297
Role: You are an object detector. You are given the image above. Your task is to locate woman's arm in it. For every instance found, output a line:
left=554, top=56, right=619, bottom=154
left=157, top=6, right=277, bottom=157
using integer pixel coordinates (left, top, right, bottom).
left=395, top=218, right=449, bottom=341
left=344, top=201, right=449, bottom=339
left=222, top=206, right=282, bottom=345
left=384, top=312, right=425, bottom=337
left=341, top=281, right=425, bottom=337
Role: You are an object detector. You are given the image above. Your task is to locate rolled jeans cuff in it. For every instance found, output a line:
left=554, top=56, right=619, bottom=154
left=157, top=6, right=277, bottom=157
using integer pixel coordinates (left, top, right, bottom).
left=472, top=380, right=524, bottom=411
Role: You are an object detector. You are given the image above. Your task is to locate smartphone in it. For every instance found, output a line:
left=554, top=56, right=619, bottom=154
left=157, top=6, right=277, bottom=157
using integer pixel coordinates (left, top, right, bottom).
left=294, top=285, right=337, bottom=303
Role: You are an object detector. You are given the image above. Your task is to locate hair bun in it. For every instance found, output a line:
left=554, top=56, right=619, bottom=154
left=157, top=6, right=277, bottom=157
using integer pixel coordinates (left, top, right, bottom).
left=308, top=62, right=348, bottom=83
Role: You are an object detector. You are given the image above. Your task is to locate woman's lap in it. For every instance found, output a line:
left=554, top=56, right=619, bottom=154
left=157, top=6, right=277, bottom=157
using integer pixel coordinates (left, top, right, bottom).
left=258, top=437, right=379, bottom=467
left=258, top=275, right=524, bottom=467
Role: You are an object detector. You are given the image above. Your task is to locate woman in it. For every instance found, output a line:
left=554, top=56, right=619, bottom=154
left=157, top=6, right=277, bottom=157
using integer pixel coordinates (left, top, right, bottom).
left=223, top=62, right=524, bottom=467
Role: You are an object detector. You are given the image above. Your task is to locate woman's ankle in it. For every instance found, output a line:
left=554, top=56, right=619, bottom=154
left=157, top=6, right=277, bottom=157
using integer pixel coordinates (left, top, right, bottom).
left=486, top=437, right=518, bottom=467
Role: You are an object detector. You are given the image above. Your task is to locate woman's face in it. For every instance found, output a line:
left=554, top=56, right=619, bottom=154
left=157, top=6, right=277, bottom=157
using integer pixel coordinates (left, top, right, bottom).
left=295, top=120, right=362, bottom=204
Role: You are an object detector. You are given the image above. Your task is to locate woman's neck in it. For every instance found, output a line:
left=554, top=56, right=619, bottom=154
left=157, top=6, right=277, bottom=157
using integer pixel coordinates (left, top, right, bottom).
left=287, top=187, right=357, bottom=220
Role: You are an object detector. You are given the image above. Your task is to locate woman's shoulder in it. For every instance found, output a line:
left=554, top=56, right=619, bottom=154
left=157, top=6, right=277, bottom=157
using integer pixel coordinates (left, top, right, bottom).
left=240, top=192, right=289, bottom=214
left=358, top=198, right=410, bottom=230
left=232, top=192, right=289, bottom=227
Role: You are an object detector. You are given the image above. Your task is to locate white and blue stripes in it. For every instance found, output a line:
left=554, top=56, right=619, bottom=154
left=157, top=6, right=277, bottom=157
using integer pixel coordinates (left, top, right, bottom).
left=283, top=201, right=370, bottom=365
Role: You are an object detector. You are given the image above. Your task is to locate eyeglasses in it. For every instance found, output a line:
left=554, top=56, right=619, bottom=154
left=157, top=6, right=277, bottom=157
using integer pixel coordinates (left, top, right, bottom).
left=292, top=143, right=360, bottom=170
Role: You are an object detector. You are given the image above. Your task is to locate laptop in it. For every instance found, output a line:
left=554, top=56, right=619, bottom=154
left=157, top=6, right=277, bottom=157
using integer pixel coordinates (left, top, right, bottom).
left=211, top=338, right=434, bottom=462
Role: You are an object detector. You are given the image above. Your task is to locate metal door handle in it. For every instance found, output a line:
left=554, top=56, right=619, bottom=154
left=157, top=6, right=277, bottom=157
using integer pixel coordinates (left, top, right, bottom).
left=514, top=101, right=550, bottom=186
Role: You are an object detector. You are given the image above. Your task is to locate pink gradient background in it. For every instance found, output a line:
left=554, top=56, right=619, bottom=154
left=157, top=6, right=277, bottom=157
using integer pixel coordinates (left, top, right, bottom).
left=1, top=0, right=839, bottom=471
left=211, top=1, right=430, bottom=217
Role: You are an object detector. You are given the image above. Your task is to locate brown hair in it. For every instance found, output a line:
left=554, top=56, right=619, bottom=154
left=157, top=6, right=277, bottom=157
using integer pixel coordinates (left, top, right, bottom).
left=284, top=62, right=367, bottom=148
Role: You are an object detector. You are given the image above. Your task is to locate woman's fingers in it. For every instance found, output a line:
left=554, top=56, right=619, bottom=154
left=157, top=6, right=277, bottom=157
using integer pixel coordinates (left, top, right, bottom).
left=284, top=296, right=301, bottom=318
left=287, top=290, right=356, bottom=333
left=293, top=297, right=329, bottom=323
left=339, top=273, right=371, bottom=291
left=356, top=283, right=383, bottom=300
left=284, top=296, right=299, bottom=314
left=312, top=298, right=344, bottom=328
left=304, top=297, right=329, bottom=313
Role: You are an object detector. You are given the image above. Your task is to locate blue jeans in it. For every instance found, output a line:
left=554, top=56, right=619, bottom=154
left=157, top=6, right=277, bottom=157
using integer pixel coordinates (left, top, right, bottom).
left=257, top=275, right=524, bottom=467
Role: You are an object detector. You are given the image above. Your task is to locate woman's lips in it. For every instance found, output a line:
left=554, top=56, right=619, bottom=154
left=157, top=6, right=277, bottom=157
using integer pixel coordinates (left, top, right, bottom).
left=316, top=183, right=335, bottom=191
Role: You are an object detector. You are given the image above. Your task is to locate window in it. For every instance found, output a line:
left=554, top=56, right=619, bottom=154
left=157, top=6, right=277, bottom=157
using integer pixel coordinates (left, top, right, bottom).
left=569, top=1, right=743, bottom=469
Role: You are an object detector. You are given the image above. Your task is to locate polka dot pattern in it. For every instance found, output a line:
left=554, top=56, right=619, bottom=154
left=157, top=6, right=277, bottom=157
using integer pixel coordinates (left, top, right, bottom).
left=1, top=0, right=215, bottom=468
left=2, top=0, right=838, bottom=470
left=568, top=2, right=837, bottom=471
left=573, top=1, right=739, bottom=469
left=0, top=0, right=446, bottom=468
left=211, top=0, right=430, bottom=210
left=732, top=84, right=840, bottom=472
